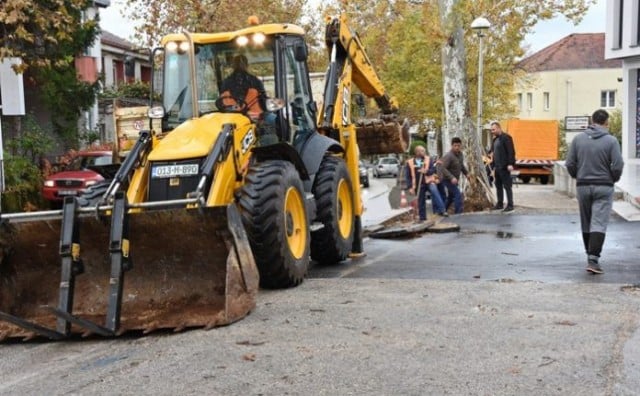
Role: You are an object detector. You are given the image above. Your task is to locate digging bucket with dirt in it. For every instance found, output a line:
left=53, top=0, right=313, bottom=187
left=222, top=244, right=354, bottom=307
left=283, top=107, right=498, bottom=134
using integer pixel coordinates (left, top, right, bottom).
left=0, top=196, right=258, bottom=341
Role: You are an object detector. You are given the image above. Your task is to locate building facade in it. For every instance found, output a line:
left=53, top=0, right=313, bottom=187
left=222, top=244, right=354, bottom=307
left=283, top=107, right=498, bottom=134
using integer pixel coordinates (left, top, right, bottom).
left=605, top=0, right=640, bottom=162
left=515, top=33, right=622, bottom=144
left=100, top=31, right=152, bottom=89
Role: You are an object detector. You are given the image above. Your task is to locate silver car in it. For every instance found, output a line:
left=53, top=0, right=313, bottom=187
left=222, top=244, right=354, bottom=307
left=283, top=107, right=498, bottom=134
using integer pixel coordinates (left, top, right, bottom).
left=373, top=157, right=400, bottom=178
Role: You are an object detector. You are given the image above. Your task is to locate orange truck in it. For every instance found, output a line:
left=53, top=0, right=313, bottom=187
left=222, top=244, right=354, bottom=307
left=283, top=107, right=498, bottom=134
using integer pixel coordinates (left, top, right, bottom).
left=502, top=119, right=559, bottom=185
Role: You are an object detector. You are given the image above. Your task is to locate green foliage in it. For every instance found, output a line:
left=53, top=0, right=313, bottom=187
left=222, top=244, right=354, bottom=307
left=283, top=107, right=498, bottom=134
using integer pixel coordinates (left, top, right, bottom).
left=38, top=65, right=101, bottom=148
left=558, top=120, right=568, bottom=160
left=101, top=80, right=153, bottom=100
left=0, top=0, right=99, bottom=70
left=1, top=115, right=53, bottom=211
left=409, top=139, right=428, bottom=155
left=123, top=0, right=307, bottom=47
left=79, top=129, right=102, bottom=147
left=2, top=153, right=43, bottom=192
left=318, top=0, right=595, bottom=128
left=1, top=0, right=102, bottom=149
left=4, top=114, right=54, bottom=164
left=382, top=6, right=443, bottom=123
left=608, top=108, right=622, bottom=146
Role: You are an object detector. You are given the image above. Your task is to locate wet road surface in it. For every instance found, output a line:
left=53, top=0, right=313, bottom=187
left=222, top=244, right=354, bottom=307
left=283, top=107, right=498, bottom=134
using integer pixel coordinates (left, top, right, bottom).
left=311, top=213, right=640, bottom=284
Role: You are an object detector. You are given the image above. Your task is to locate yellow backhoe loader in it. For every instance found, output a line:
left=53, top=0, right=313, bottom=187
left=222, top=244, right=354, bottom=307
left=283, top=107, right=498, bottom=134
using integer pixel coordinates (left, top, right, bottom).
left=0, top=14, right=408, bottom=341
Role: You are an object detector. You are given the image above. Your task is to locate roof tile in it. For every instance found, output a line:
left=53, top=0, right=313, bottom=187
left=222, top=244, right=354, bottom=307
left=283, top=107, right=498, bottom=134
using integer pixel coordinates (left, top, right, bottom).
left=100, top=30, right=136, bottom=50
left=518, top=33, right=621, bottom=71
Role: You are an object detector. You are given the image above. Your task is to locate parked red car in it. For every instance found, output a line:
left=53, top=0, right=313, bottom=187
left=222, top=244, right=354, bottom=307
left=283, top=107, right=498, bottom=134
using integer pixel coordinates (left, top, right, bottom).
left=42, top=151, right=114, bottom=203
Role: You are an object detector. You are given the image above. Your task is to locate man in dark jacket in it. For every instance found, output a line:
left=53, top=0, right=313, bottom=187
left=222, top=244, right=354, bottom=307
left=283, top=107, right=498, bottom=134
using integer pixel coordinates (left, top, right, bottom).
left=489, top=121, right=516, bottom=212
left=439, top=137, right=468, bottom=214
left=219, top=54, right=267, bottom=116
left=565, top=109, right=624, bottom=274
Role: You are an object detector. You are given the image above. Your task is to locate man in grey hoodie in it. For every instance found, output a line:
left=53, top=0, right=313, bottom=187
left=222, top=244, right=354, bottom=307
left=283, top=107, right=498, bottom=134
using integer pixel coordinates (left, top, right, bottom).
left=566, top=109, right=624, bottom=274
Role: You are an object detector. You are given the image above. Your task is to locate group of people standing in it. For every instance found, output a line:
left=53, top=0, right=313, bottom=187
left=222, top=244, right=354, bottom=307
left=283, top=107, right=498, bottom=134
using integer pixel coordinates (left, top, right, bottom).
left=404, top=121, right=515, bottom=222
left=401, top=109, right=624, bottom=275
left=404, top=137, right=468, bottom=222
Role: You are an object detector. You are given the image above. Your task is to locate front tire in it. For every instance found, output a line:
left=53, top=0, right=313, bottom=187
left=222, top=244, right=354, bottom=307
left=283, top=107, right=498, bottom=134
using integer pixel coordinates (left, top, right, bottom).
left=239, top=160, right=310, bottom=288
left=311, top=156, right=355, bottom=264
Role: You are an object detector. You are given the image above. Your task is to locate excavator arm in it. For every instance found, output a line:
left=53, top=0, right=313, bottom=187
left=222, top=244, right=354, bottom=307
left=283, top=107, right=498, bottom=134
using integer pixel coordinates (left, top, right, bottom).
left=325, top=13, right=397, bottom=116
left=319, top=13, right=408, bottom=154
left=313, top=13, right=408, bottom=259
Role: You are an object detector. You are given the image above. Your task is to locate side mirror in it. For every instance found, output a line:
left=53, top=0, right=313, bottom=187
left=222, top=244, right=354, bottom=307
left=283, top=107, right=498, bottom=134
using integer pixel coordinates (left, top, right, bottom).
left=148, top=106, right=165, bottom=119
left=265, top=98, right=285, bottom=112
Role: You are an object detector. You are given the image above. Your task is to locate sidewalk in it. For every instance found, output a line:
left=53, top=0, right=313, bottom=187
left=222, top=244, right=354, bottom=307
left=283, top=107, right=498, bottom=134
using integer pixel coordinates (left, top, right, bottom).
left=508, top=183, right=578, bottom=213
left=613, top=161, right=640, bottom=221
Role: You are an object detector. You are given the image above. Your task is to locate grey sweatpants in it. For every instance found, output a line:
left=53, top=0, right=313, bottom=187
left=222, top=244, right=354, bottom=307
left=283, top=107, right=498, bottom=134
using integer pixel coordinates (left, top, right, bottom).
left=576, top=185, right=614, bottom=233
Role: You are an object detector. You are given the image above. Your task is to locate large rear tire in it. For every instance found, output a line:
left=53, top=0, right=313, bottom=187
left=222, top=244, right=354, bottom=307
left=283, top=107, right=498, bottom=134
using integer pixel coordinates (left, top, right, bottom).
left=239, top=160, right=309, bottom=289
left=311, top=156, right=355, bottom=264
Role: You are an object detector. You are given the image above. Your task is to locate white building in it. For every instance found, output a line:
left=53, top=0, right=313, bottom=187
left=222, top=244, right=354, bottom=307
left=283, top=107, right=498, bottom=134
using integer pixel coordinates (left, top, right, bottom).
left=515, top=33, right=622, bottom=144
left=605, top=0, right=640, bottom=163
left=604, top=0, right=640, bottom=213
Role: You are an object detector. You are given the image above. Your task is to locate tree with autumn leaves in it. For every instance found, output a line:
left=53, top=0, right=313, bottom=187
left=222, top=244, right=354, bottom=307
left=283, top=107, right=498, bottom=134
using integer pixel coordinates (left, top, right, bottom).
left=435, top=0, right=596, bottom=208
left=1, top=0, right=102, bottom=209
left=1, top=0, right=598, bottom=209
left=120, top=0, right=595, bottom=209
left=121, top=0, right=315, bottom=47
left=0, top=0, right=101, bottom=146
left=319, top=0, right=596, bottom=208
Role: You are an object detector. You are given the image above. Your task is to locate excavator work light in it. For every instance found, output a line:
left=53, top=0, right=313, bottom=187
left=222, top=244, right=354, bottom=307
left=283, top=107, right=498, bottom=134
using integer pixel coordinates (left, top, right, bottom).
left=236, top=35, right=249, bottom=46
left=165, top=41, right=178, bottom=52
left=178, top=41, right=190, bottom=53
left=166, top=41, right=190, bottom=53
left=252, top=32, right=266, bottom=45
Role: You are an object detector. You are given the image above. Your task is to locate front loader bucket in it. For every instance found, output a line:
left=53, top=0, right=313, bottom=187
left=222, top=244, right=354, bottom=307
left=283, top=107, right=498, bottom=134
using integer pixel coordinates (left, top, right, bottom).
left=356, top=117, right=410, bottom=155
left=0, top=203, right=258, bottom=341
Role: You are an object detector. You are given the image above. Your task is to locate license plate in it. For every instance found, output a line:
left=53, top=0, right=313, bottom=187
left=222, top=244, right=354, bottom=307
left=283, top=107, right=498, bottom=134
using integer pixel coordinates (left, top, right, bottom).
left=58, top=190, right=78, bottom=196
left=151, top=164, right=199, bottom=179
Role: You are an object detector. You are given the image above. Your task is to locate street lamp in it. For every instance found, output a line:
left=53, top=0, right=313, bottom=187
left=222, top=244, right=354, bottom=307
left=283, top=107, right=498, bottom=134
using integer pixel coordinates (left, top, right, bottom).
left=471, top=17, right=491, bottom=143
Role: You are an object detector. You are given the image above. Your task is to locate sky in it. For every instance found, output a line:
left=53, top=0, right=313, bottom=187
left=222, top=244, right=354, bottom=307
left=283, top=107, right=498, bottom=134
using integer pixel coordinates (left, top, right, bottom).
left=99, top=0, right=607, bottom=54
left=522, top=0, right=607, bottom=53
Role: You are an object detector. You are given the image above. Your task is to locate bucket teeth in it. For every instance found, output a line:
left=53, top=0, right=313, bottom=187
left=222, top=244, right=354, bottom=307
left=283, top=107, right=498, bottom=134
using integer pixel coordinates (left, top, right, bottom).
left=355, top=117, right=409, bottom=155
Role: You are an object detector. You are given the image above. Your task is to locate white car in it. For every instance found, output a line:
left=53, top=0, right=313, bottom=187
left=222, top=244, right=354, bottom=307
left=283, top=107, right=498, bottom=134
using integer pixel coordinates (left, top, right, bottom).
left=373, top=157, right=400, bottom=178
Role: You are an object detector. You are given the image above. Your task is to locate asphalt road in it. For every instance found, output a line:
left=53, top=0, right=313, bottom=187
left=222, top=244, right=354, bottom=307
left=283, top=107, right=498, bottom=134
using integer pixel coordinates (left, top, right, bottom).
left=312, top=212, right=640, bottom=284
left=1, top=176, right=639, bottom=395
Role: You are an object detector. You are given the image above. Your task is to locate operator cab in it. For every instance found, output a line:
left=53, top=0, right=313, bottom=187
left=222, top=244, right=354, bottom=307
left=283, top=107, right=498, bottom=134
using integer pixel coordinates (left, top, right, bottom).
left=155, top=27, right=317, bottom=147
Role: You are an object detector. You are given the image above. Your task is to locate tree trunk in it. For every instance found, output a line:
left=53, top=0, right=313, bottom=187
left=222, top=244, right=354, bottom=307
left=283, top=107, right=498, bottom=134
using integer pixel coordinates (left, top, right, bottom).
left=438, top=0, right=493, bottom=210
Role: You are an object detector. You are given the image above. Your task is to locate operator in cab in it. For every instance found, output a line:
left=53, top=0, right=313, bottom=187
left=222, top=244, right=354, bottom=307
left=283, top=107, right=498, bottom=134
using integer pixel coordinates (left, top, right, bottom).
left=219, top=54, right=277, bottom=145
left=219, top=54, right=267, bottom=118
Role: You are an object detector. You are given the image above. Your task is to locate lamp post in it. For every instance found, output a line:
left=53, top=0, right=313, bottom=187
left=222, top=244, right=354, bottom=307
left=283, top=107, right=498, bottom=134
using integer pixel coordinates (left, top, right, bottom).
left=471, top=17, right=491, bottom=143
